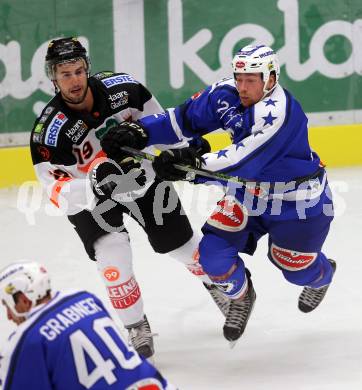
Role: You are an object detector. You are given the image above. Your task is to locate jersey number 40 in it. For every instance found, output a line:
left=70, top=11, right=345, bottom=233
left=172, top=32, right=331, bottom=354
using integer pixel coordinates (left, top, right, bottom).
left=69, top=317, right=141, bottom=388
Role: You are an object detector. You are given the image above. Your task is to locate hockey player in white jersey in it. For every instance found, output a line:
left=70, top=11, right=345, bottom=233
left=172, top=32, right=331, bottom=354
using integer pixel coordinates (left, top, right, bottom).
left=101, top=45, right=336, bottom=346
left=0, top=261, right=177, bottom=390
left=30, top=37, right=228, bottom=359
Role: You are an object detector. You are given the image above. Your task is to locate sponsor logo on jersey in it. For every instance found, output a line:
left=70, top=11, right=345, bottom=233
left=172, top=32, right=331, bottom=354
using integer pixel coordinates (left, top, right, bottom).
left=65, top=119, right=88, bottom=144
left=191, top=89, right=204, bottom=100
left=270, top=243, right=318, bottom=271
left=45, top=106, right=55, bottom=115
left=38, top=106, right=54, bottom=125
left=108, top=91, right=128, bottom=102
left=93, top=71, right=114, bottom=80
left=107, top=277, right=141, bottom=309
left=45, top=112, right=68, bottom=147
left=207, top=196, right=248, bottom=232
left=108, top=91, right=129, bottom=109
left=129, top=378, right=164, bottom=389
left=38, top=145, right=51, bottom=161
left=34, top=123, right=43, bottom=133
left=101, top=74, right=138, bottom=88
left=95, top=118, right=119, bottom=140
left=103, top=267, right=120, bottom=282
left=32, top=132, right=44, bottom=143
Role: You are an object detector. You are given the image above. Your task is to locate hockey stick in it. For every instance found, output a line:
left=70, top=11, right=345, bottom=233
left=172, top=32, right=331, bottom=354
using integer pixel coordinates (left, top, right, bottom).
left=119, top=146, right=254, bottom=186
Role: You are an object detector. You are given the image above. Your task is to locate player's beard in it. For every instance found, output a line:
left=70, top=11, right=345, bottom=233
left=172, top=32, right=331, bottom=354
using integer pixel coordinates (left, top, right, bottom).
left=61, top=83, right=89, bottom=105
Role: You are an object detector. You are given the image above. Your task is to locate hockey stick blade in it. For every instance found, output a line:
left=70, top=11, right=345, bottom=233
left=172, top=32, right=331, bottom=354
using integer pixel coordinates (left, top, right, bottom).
left=119, top=146, right=252, bottom=186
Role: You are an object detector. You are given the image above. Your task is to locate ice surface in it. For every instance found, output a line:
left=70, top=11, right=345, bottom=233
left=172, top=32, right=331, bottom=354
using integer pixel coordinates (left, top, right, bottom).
left=1, top=167, right=361, bottom=389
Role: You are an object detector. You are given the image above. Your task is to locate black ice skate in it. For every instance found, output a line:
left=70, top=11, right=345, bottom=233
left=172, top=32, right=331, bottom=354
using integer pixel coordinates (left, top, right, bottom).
left=223, top=269, right=256, bottom=346
left=126, top=315, right=155, bottom=358
left=204, top=283, right=230, bottom=317
left=298, top=259, right=336, bottom=313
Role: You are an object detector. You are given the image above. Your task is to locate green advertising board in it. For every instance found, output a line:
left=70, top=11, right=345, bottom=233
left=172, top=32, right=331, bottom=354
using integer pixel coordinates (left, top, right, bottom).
left=1, top=0, right=361, bottom=145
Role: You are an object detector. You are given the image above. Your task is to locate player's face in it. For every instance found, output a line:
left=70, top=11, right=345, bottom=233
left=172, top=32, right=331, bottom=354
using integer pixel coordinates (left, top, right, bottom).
left=54, top=59, right=88, bottom=104
left=235, top=73, right=274, bottom=107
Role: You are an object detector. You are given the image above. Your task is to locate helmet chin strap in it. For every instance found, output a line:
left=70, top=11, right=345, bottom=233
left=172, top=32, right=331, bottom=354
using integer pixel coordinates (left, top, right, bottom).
left=262, top=77, right=278, bottom=100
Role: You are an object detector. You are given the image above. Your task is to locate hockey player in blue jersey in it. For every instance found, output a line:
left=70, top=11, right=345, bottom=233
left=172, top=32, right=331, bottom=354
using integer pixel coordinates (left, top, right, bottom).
left=100, top=44, right=336, bottom=345
left=0, top=261, right=176, bottom=389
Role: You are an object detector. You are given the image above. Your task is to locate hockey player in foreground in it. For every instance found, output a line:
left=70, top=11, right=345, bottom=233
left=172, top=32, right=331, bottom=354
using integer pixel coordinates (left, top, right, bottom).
left=101, top=45, right=336, bottom=346
left=0, top=261, right=176, bottom=389
left=30, top=37, right=227, bottom=359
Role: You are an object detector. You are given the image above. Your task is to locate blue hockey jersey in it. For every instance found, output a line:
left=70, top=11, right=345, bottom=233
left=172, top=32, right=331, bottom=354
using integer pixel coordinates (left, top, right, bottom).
left=140, top=78, right=332, bottom=219
left=0, top=290, right=174, bottom=390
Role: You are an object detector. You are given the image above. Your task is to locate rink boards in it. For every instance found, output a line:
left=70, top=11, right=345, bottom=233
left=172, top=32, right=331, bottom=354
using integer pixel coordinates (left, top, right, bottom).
left=0, top=123, right=361, bottom=188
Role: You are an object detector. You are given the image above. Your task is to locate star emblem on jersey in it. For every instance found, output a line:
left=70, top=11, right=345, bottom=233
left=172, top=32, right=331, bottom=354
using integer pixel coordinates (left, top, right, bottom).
left=264, top=98, right=278, bottom=106
left=216, top=149, right=228, bottom=158
left=262, top=111, right=277, bottom=126
left=253, top=130, right=264, bottom=137
left=235, top=142, right=245, bottom=150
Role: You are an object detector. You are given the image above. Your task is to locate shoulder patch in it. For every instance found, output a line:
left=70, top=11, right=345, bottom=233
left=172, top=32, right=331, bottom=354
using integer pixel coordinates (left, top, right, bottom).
left=32, top=105, right=57, bottom=144
left=191, top=89, right=204, bottom=100
left=32, top=123, right=45, bottom=144
left=39, top=106, right=55, bottom=124
left=93, top=71, right=115, bottom=80
left=211, top=77, right=235, bottom=91
left=37, top=145, right=51, bottom=161
left=101, top=74, right=138, bottom=88
left=44, top=112, right=68, bottom=147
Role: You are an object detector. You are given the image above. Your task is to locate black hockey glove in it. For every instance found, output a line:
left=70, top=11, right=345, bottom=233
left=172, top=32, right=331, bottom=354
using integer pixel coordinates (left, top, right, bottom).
left=152, top=147, right=204, bottom=181
left=100, top=121, right=149, bottom=161
left=90, top=158, right=147, bottom=202
left=189, top=136, right=211, bottom=155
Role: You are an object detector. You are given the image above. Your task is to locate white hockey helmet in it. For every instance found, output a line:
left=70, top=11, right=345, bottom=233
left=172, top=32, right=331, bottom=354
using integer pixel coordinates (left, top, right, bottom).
left=0, top=261, right=51, bottom=316
left=232, top=44, right=280, bottom=96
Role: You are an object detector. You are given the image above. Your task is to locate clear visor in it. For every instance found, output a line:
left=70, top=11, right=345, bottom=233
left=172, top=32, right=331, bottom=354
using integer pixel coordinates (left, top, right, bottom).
left=1, top=291, right=19, bottom=316
left=46, top=56, right=90, bottom=80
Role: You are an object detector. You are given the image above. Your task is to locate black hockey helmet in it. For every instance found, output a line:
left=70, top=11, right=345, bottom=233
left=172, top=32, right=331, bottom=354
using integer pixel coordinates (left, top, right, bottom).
left=45, top=37, right=91, bottom=80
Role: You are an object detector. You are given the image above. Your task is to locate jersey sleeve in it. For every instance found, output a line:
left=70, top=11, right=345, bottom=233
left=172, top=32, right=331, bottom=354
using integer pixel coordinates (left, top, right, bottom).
left=30, top=123, right=96, bottom=216
left=1, top=336, right=52, bottom=390
left=94, top=72, right=164, bottom=119
left=139, top=78, right=241, bottom=146
left=130, top=82, right=163, bottom=119
left=116, top=79, right=164, bottom=122
left=199, top=87, right=306, bottom=181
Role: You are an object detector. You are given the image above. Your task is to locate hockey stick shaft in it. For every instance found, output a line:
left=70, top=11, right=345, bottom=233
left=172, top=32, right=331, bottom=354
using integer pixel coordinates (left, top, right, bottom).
left=119, top=146, right=252, bottom=186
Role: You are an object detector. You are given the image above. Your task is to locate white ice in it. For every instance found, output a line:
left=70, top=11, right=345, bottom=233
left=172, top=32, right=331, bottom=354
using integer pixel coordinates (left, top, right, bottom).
left=1, top=167, right=362, bottom=390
